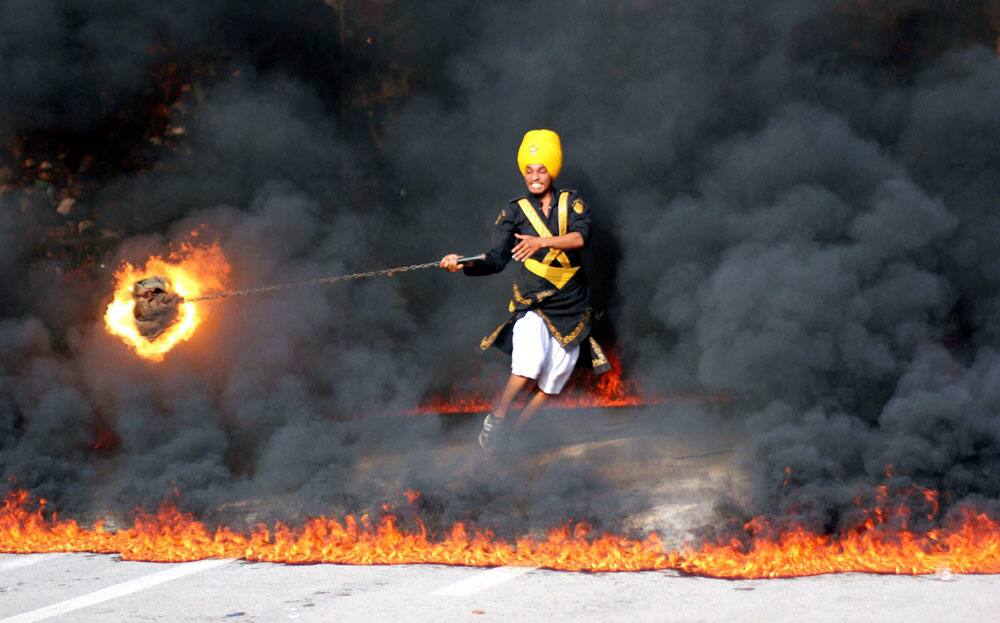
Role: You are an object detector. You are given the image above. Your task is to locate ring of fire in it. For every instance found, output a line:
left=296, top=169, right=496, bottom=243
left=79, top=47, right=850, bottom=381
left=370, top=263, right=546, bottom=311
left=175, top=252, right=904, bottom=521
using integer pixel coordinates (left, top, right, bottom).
left=103, top=244, right=229, bottom=362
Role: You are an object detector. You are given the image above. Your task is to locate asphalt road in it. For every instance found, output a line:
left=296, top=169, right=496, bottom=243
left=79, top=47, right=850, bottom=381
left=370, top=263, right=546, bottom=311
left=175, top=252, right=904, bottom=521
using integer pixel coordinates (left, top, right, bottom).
left=2, top=552, right=999, bottom=622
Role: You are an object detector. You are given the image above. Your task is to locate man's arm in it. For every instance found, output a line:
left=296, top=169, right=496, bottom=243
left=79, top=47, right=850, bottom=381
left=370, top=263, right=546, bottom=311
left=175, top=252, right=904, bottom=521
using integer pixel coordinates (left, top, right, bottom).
left=440, top=204, right=516, bottom=274
left=511, top=232, right=583, bottom=261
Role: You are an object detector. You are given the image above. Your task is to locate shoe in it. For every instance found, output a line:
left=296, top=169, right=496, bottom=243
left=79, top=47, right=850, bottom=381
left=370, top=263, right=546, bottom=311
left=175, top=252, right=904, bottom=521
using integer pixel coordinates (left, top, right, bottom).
left=478, top=413, right=505, bottom=451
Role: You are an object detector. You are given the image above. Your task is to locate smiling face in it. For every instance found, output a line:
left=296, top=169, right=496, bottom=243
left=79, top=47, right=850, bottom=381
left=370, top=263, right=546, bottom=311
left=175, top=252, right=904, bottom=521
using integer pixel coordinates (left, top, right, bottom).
left=523, top=163, right=553, bottom=196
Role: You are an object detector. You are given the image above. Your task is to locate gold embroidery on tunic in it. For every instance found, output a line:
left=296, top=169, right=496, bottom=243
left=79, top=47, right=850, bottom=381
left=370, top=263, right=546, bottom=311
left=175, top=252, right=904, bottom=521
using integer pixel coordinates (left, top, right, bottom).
left=573, top=198, right=586, bottom=215
left=480, top=320, right=508, bottom=351
left=535, top=307, right=591, bottom=347
left=589, top=337, right=608, bottom=368
left=512, top=283, right=557, bottom=308
left=512, top=283, right=532, bottom=305
left=511, top=283, right=557, bottom=306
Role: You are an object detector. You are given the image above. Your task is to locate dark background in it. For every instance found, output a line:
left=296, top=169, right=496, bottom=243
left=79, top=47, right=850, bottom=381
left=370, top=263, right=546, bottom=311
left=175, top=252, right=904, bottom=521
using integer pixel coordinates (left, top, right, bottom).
left=1, top=0, right=999, bottom=538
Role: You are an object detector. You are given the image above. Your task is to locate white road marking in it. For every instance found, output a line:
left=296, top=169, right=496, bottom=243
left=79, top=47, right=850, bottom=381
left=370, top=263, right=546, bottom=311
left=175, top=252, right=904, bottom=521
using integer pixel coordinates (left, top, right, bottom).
left=430, top=565, right=539, bottom=596
left=0, top=558, right=233, bottom=623
left=0, top=555, right=66, bottom=572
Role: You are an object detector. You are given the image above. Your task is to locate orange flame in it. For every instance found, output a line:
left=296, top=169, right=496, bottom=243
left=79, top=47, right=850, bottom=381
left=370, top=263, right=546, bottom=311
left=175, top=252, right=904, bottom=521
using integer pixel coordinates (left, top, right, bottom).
left=2, top=487, right=1000, bottom=577
left=414, top=351, right=727, bottom=415
left=672, top=507, right=1000, bottom=578
left=0, top=490, right=665, bottom=571
left=103, top=244, right=229, bottom=362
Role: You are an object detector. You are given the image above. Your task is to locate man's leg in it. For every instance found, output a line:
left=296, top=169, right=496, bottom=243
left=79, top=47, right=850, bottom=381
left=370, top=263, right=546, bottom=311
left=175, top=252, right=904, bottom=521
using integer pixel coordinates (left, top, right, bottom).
left=493, top=374, right=533, bottom=420
left=479, top=373, right=533, bottom=450
left=499, top=311, right=547, bottom=419
left=511, top=339, right=580, bottom=432
left=512, top=387, right=549, bottom=431
left=480, top=312, right=543, bottom=450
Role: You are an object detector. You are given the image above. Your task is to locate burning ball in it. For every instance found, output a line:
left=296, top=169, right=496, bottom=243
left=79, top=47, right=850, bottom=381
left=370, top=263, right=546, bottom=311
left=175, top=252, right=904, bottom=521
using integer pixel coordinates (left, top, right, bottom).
left=104, top=243, right=230, bottom=362
left=131, top=276, right=183, bottom=340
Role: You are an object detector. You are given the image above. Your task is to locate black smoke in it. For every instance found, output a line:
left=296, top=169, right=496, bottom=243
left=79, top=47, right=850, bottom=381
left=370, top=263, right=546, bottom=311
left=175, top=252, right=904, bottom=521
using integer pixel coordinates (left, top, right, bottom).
left=1, top=0, right=999, bottom=541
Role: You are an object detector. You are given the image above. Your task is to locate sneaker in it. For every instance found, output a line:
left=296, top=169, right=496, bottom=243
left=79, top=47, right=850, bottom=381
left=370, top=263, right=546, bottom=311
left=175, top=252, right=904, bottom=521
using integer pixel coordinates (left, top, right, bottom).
left=478, top=413, right=506, bottom=450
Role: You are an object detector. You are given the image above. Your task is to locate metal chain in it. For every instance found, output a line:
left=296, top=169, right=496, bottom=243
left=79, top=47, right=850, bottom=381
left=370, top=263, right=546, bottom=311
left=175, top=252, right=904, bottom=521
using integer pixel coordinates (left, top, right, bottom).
left=185, top=261, right=441, bottom=302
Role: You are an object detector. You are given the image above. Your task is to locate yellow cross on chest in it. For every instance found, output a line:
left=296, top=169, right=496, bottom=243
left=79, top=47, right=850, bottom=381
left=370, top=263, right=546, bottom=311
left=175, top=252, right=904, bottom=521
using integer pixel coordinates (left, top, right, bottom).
left=516, top=191, right=579, bottom=289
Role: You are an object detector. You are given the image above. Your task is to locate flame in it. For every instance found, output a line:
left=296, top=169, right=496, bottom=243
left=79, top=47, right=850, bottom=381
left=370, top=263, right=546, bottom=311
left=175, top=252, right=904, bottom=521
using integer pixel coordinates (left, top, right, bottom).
left=3, top=487, right=1000, bottom=577
left=672, top=479, right=1000, bottom=578
left=103, top=244, right=229, bottom=362
left=414, top=351, right=728, bottom=415
left=0, top=490, right=665, bottom=571
left=672, top=507, right=1000, bottom=578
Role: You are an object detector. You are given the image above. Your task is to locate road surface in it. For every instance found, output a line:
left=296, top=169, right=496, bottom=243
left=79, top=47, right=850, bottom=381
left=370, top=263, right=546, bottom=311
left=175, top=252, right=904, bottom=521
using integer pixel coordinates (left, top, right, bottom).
left=2, top=552, right=998, bottom=622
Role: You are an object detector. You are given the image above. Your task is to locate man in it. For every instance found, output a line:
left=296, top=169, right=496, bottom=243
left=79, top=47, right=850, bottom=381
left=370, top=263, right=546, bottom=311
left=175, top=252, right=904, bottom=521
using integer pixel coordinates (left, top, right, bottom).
left=440, top=129, right=610, bottom=450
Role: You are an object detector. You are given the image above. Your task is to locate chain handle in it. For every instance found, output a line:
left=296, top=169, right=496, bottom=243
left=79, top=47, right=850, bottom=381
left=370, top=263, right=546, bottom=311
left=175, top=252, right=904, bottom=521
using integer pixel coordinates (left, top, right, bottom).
left=185, top=254, right=484, bottom=303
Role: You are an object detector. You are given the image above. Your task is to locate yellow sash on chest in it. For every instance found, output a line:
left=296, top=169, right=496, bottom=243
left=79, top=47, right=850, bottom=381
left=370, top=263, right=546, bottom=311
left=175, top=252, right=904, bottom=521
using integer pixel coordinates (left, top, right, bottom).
left=516, top=191, right=578, bottom=289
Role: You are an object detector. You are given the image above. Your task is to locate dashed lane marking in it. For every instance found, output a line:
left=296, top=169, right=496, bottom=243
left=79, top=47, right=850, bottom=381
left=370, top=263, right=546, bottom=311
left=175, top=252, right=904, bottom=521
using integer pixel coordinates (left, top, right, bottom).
left=430, top=565, right=539, bottom=596
left=0, top=555, right=67, bottom=572
left=0, top=558, right=233, bottom=623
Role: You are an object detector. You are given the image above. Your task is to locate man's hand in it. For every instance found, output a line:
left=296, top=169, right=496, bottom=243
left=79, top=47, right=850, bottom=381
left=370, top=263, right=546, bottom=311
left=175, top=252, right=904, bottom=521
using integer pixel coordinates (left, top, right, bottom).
left=439, top=254, right=463, bottom=272
left=512, top=234, right=547, bottom=261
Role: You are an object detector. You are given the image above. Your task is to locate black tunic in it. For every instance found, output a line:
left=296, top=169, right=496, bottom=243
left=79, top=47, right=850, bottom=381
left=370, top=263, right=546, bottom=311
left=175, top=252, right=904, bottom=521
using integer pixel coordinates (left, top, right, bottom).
left=463, top=187, right=611, bottom=375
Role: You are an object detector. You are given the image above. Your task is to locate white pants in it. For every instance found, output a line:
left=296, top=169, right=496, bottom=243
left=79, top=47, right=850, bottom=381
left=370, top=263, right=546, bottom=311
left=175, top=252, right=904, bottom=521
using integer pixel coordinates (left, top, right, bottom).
left=510, top=311, right=580, bottom=395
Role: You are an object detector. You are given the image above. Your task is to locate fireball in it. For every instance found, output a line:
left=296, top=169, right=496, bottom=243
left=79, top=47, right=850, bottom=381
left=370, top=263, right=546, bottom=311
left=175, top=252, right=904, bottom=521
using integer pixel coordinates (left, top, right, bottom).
left=103, top=243, right=230, bottom=361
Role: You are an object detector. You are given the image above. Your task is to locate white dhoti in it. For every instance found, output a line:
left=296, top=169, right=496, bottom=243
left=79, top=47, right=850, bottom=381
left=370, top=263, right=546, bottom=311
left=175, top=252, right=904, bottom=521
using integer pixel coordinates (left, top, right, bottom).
left=510, top=310, right=580, bottom=395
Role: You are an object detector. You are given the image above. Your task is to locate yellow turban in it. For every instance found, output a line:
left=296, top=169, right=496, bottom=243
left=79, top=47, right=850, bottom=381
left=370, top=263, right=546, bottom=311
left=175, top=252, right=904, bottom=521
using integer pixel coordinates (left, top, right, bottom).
left=517, top=129, right=563, bottom=179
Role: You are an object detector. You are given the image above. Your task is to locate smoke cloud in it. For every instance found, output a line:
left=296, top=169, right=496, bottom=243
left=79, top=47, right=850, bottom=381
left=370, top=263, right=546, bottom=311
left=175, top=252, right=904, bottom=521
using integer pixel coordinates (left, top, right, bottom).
left=1, top=0, right=999, bottom=540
